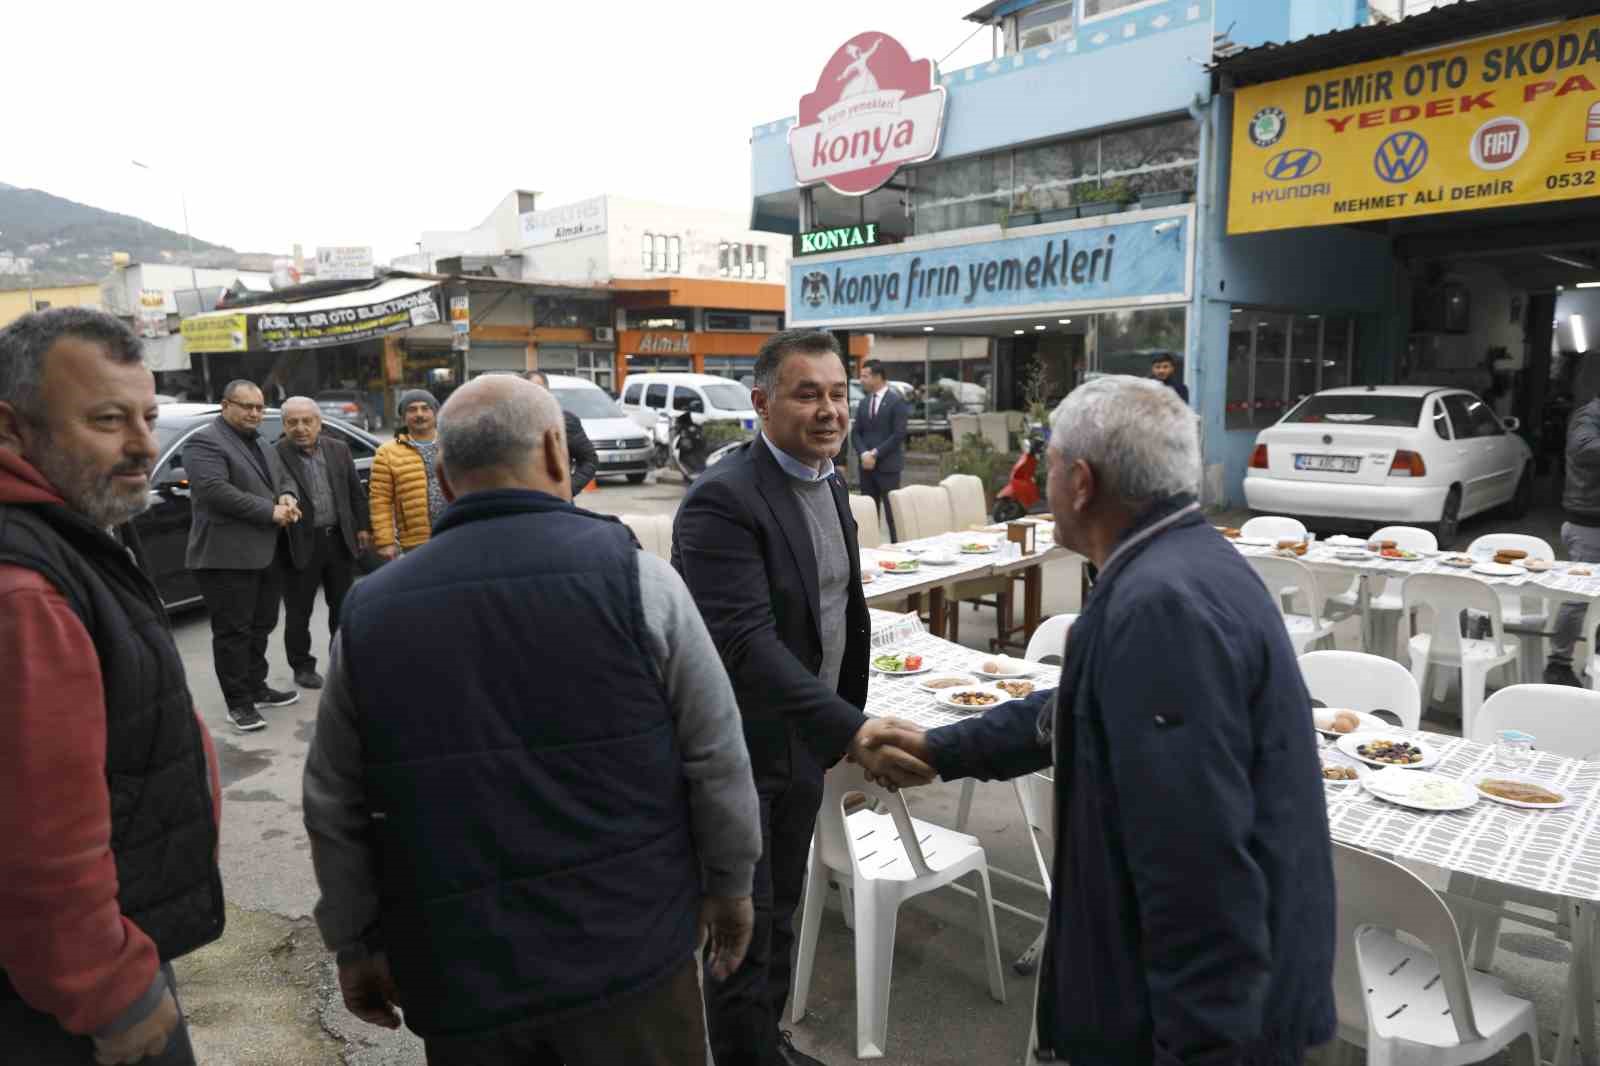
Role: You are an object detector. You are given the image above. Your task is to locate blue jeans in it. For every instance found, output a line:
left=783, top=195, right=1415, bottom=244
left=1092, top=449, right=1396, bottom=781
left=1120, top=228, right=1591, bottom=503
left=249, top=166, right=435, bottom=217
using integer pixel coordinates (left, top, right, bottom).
left=0, top=964, right=195, bottom=1065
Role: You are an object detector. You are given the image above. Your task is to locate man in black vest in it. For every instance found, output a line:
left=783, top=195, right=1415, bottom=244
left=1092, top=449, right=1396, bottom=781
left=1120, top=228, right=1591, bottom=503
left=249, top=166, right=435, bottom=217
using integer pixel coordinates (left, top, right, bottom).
left=304, top=374, right=762, bottom=1066
left=0, top=308, right=225, bottom=1065
left=674, top=330, right=933, bottom=1066
left=850, top=358, right=908, bottom=541
left=186, top=378, right=303, bottom=732
left=276, top=396, right=371, bottom=688
left=526, top=370, right=599, bottom=494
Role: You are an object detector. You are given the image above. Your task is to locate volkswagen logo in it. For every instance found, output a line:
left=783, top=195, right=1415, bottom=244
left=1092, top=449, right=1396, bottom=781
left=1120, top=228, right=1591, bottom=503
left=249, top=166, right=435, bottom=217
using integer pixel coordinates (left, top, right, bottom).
left=1322, top=434, right=1333, bottom=445
left=1373, top=131, right=1429, bottom=184
left=1265, top=148, right=1322, bottom=181
left=800, top=271, right=830, bottom=308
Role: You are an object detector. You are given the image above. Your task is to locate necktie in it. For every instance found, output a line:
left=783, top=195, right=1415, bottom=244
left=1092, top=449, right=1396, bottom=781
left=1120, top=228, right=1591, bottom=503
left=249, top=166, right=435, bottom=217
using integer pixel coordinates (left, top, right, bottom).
left=871, top=394, right=880, bottom=420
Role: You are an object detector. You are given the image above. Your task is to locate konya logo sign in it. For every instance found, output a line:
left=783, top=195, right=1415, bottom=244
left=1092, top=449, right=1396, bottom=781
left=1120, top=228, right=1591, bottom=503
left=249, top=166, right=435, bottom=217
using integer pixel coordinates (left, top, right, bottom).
left=789, top=32, right=948, bottom=196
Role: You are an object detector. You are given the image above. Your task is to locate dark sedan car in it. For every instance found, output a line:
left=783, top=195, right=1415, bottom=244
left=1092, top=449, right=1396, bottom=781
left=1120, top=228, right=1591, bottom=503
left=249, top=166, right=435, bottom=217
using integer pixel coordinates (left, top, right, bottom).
left=140, top=404, right=381, bottom=610
left=314, top=390, right=379, bottom=432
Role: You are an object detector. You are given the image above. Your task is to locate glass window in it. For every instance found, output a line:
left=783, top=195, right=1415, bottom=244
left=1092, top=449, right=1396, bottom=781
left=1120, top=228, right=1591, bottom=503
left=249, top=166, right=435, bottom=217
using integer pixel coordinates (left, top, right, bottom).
left=1083, top=0, right=1159, bottom=20
left=324, top=423, right=376, bottom=459
left=672, top=388, right=702, bottom=412
left=1289, top=315, right=1321, bottom=409
left=701, top=356, right=757, bottom=380
left=1100, top=119, right=1200, bottom=202
left=641, top=234, right=653, bottom=271
left=1462, top=394, right=1504, bottom=437
left=1093, top=306, right=1186, bottom=378
left=1433, top=400, right=1453, bottom=440
left=630, top=356, right=694, bottom=373
left=652, top=235, right=667, bottom=272
left=730, top=243, right=743, bottom=277
left=668, top=236, right=681, bottom=274
left=718, top=242, right=730, bottom=277
left=704, top=382, right=754, bottom=411
left=1284, top=394, right=1423, bottom=427
left=757, top=246, right=768, bottom=280
left=1225, top=312, right=1254, bottom=431
left=743, top=244, right=756, bottom=279
left=911, top=153, right=1007, bottom=234
left=624, top=382, right=643, bottom=405
left=644, top=383, right=668, bottom=409
left=1012, top=139, right=1096, bottom=214
left=1322, top=317, right=1355, bottom=391
left=1250, top=312, right=1291, bottom=425
left=1441, top=395, right=1474, bottom=438
left=1017, top=0, right=1074, bottom=49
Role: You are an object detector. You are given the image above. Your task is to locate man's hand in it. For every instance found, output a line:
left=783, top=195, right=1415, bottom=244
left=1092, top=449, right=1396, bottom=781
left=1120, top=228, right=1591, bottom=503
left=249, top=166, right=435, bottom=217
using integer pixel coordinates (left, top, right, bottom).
left=272, top=502, right=300, bottom=526
left=847, top=718, right=936, bottom=790
left=861, top=451, right=877, bottom=471
left=92, top=987, right=179, bottom=1065
left=376, top=544, right=400, bottom=561
left=356, top=531, right=373, bottom=552
left=338, top=954, right=403, bottom=1030
left=699, top=895, right=755, bottom=981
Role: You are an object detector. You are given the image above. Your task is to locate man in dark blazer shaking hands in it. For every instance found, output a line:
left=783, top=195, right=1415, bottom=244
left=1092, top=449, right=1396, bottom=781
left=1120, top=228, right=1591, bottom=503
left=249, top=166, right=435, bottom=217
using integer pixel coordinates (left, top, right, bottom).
left=276, top=397, right=371, bottom=691
left=850, top=359, right=908, bottom=542
left=672, top=330, right=932, bottom=1066
left=185, top=379, right=301, bottom=732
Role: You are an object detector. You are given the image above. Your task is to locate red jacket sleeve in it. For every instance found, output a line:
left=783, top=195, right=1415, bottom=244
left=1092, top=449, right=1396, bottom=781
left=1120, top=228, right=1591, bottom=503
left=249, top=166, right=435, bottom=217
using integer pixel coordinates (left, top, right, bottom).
left=0, top=565, right=161, bottom=1035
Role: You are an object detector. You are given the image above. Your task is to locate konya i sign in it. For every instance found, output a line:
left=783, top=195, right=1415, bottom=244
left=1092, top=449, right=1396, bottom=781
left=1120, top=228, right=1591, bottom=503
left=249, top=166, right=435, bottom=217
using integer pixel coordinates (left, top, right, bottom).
left=794, top=222, right=885, bottom=256
left=790, top=32, right=947, bottom=195
left=1230, top=14, right=1600, bottom=233
left=788, top=214, right=1190, bottom=328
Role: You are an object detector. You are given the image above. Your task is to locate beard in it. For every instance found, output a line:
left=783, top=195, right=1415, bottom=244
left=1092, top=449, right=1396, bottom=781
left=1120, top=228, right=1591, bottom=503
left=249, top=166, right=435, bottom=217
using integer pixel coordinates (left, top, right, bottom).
left=29, top=433, right=153, bottom=529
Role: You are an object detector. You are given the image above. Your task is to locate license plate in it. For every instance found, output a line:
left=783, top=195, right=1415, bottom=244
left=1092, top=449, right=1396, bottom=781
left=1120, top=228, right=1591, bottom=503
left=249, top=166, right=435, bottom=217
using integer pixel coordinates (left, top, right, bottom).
left=1295, top=454, right=1360, bottom=473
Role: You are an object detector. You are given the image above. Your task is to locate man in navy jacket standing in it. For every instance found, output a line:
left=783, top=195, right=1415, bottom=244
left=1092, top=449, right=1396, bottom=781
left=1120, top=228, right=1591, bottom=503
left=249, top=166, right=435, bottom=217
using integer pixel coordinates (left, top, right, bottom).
left=865, top=376, right=1336, bottom=1066
left=850, top=359, right=908, bottom=541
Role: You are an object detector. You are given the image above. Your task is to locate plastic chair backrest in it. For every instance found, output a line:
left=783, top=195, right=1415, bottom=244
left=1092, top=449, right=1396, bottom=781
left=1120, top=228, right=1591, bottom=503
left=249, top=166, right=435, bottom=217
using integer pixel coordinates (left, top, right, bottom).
left=1298, top=650, right=1422, bottom=731
left=1470, top=684, right=1600, bottom=757
left=1241, top=515, right=1308, bottom=542
left=1467, top=533, right=1555, bottom=561
left=949, top=413, right=981, bottom=446
left=1331, top=842, right=1484, bottom=1045
left=940, top=474, right=988, bottom=530
left=888, top=485, right=955, bottom=543
left=1249, top=555, right=1324, bottom=621
left=817, top=760, right=933, bottom=880
left=1400, top=572, right=1507, bottom=659
left=1025, top=613, right=1076, bottom=664
left=849, top=494, right=883, bottom=549
left=1371, top=525, right=1438, bottom=554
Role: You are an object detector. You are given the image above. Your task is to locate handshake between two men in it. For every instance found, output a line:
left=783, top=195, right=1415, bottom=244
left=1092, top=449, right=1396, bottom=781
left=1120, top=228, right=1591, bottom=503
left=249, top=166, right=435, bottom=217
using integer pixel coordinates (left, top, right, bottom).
left=273, top=493, right=302, bottom=527
left=845, top=717, right=937, bottom=790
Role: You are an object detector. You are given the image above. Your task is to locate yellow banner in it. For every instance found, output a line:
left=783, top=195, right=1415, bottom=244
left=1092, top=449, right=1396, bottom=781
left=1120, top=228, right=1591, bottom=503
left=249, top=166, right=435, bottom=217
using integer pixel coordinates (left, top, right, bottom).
left=181, top=313, right=248, bottom=353
left=1228, top=15, right=1600, bottom=234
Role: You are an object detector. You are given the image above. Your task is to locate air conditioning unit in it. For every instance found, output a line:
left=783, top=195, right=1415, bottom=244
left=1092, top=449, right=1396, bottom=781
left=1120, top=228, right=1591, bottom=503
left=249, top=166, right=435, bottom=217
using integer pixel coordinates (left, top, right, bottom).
left=593, top=326, right=615, bottom=342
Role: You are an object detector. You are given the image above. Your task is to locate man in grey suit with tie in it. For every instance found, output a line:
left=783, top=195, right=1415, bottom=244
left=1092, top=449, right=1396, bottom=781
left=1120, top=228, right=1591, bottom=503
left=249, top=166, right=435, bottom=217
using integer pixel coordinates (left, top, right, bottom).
left=850, top=359, right=908, bottom=542
left=186, top=380, right=301, bottom=732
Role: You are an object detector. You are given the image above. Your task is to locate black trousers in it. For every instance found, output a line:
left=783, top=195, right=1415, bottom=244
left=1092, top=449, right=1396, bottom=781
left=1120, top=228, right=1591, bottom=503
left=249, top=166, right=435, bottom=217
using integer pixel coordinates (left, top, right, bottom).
left=194, top=552, right=285, bottom=707
left=858, top=467, right=902, bottom=542
left=283, top=527, right=355, bottom=673
left=422, top=956, right=706, bottom=1066
left=0, top=963, right=195, bottom=1065
left=704, top=765, right=824, bottom=1066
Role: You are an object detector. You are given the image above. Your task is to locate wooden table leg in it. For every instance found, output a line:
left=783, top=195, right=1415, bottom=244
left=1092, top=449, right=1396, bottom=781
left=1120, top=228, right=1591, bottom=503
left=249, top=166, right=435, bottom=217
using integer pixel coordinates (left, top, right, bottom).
left=1024, top=565, right=1043, bottom=638
left=928, top=587, right=947, bottom=639
left=907, top=591, right=924, bottom=629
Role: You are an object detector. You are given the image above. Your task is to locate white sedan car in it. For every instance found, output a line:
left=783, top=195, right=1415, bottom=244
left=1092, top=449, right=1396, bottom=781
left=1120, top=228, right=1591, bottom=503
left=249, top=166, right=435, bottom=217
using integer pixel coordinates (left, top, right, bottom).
left=1243, top=386, right=1533, bottom=541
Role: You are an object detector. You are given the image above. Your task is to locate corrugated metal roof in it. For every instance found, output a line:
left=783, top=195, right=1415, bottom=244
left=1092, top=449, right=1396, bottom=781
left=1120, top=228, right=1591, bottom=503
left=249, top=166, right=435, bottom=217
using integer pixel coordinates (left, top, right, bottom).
left=1211, top=0, right=1600, bottom=88
left=186, top=277, right=439, bottom=321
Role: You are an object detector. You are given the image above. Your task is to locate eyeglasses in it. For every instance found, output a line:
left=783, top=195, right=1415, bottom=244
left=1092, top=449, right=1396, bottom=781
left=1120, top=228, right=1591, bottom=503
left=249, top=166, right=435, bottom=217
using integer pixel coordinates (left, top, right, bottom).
left=225, top=400, right=265, bottom=413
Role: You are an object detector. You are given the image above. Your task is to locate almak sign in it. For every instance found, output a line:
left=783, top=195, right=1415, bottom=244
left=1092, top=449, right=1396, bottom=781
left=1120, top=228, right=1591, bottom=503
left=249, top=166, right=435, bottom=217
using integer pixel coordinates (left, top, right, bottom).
left=789, top=32, right=948, bottom=196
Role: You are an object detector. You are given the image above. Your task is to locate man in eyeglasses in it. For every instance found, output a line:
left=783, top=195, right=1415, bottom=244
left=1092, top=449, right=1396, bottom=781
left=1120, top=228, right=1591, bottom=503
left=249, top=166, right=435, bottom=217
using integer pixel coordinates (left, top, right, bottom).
left=186, top=380, right=302, bottom=732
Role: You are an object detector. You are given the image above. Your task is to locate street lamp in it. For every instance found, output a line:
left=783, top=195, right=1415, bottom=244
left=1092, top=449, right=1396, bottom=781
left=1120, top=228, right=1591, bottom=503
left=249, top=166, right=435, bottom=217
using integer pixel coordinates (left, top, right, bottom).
left=130, top=160, right=202, bottom=298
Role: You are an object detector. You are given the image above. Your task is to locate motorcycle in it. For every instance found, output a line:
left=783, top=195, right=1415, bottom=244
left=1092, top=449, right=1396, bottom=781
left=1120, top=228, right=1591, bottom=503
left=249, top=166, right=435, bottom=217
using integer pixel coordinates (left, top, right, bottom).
left=653, top=410, right=710, bottom=484
left=991, top=423, right=1051, bottom=523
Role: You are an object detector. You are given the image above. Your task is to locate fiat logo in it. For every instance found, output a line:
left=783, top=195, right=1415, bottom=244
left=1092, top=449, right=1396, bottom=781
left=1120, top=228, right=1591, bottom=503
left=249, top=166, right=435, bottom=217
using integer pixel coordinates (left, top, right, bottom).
left=1469, top=116, right=1529, bottom=171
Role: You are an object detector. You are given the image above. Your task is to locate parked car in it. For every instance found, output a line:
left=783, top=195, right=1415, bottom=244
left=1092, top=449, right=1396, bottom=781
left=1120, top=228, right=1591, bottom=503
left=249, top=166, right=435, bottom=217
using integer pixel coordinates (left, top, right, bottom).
left=620, top=372, right=758, bottom=434
left=1243, top=386, right=1533, bottom=541
left=138, top=404, right=381, bottom=611
left=542, top=373, right=653, bottom=484
left=314, top=389, right=379, bottom=431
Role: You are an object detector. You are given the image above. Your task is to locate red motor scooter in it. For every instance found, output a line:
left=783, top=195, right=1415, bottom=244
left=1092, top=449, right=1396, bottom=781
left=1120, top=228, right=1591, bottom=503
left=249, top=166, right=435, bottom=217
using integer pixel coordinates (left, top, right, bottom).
left=991, top=426, right=1049, bottom=523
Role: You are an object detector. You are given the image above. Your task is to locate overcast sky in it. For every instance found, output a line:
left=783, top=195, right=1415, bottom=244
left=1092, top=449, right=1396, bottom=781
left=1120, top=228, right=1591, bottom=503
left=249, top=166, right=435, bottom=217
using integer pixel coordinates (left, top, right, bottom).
left=7, top=1, right=995, bottom=264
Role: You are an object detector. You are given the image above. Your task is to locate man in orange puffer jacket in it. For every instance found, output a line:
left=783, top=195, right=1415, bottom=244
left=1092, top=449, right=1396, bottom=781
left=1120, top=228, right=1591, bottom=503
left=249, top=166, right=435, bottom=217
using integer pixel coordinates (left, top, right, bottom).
left=370, top=389, right=445, bottom=559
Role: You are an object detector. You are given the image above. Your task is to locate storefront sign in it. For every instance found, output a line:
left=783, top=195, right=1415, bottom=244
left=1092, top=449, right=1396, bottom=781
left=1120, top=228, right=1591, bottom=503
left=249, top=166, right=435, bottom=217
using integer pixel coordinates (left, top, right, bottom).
left=1229, top=14, right=1600, bottom=233
left=450, top=294, right=470, bottom=352
left=790, top=32, right=947, bottom=196
left=519, top=197, right=607, bottom=246
left=181, top=312, right=248, bottom=353
left=794, top=222, right=883, bottom=256
left=788, top=213, right=1191, bottom=328
left=137, top=289, right=168, bottom=338
left=257, top=286, right=440, bottom=350
left=315, top=246, right=375, bottom=281
left=636, top=332, right=692, bottom=354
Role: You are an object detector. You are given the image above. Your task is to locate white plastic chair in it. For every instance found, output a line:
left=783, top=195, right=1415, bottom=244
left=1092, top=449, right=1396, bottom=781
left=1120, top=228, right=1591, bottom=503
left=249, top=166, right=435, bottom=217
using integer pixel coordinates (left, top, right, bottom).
left=1468, top=534, right=1555, bottom=683
left=1577, top=597, right=1600, bottom=695
left=886, top=484, right=954, bottom=544
left=1010, top=769, right=1056, bottom=977
left=1331, top=842, right=1540, bottom=1066
left=1249, top=555, right=1336, bottom=654
left=1402, top=573, right=1519, bottom=739
left=849, top=493, right=884, bottom=549
left=1024, top=613, right=1076, bottom=664
left=940, top=474, right=1013, bottom=644
left=1298, top=650, right=1422, bottom=731
left=1326, top=525, right=1437, bottom=659
left=1241, top=515, right=1308, bottom=542
left=940, top=474, right=989, bottom=530
left=791, top=763, right=1006, bottom=1058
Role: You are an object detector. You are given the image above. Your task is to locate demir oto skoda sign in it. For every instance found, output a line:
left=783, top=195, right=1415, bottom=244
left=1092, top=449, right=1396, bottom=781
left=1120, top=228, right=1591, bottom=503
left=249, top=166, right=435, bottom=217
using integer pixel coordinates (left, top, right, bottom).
left=788, top=214, right=1191, bottom=328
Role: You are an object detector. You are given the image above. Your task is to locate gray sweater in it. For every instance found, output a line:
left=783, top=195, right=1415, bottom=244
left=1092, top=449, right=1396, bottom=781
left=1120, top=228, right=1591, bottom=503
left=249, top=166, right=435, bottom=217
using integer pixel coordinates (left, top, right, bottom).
left=303, top=550, right=762, bottom=961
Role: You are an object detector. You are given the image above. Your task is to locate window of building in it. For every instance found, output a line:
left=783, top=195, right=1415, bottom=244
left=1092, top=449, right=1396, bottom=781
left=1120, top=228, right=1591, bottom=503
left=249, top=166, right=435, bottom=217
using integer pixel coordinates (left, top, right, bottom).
left=631, top=356, right=694, bottom=374
left=577, top=348, right=614, bottom=394
left=1082, top=0, right=1162, bottom=21
left=641, top=234, right=653, bottom=271
left=668, top=236, right=681, bottom=274
left=756, top=246, right=768, bottom=280
left=625, top=308, right=692, bottom=331
left=702, top=355, right=757, bottom=382
left=730, top=243, right=743, bottom=278
left=1018, top=0, right=1074, bottom=49
left=718, top=242, right=731, bottom=277
left=1225, top=310, right=1361, bottom=431
left=532, top=295, right=611, bottom=330
left=743, top=244, right=756, bottom=279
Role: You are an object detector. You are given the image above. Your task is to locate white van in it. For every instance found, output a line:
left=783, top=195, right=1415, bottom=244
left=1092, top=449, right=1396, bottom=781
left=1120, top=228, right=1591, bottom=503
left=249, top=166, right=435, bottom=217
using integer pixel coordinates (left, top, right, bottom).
left=542, top=373, right=653, bottom=483
left=620, top=372, right=758, bottom=434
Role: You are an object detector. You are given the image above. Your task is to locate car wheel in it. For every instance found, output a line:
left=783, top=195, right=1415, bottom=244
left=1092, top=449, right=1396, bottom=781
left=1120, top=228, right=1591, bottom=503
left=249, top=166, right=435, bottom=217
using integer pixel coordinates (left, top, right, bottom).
left=1507, top=467, right=1533, bottom=519
left=626, top=473, right=647, bottom=484
left=1435, top=486, right=1462, bottom=547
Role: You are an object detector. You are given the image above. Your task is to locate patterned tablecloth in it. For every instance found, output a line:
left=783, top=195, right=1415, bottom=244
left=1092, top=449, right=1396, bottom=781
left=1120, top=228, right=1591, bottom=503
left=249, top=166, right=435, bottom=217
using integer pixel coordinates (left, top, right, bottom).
left=1324, top=732, right=1600, bottom=902
left=1233, top=538, right=1600, bottom=600
left=860, top=542, right=997, bottom=602
left=864, top=620, right=1061, bottom=730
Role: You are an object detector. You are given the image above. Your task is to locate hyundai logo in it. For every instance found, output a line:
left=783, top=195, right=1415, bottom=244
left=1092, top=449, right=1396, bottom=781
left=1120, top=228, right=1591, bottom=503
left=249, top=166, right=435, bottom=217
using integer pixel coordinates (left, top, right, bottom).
left=1373, top=131, right=1429, bottom=183
left=1266, top=148, right=1322, bottom=181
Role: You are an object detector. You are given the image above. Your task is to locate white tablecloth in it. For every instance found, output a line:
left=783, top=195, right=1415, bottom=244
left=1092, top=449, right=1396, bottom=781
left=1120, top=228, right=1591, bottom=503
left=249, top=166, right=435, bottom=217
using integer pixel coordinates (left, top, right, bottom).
left=865, top=621, right=1060, bottom=730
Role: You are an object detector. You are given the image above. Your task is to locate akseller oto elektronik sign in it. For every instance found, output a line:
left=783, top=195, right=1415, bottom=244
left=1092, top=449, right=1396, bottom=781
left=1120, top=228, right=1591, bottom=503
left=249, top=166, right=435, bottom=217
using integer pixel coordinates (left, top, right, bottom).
left=789, top=32, right=947, bottom=196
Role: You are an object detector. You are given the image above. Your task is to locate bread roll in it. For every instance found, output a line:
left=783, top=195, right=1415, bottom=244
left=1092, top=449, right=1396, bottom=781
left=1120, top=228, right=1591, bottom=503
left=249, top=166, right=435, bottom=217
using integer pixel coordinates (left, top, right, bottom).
left=1333, top=711, right=1360, bottom=734
left=1496, top=548, right=1527, bottom=560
